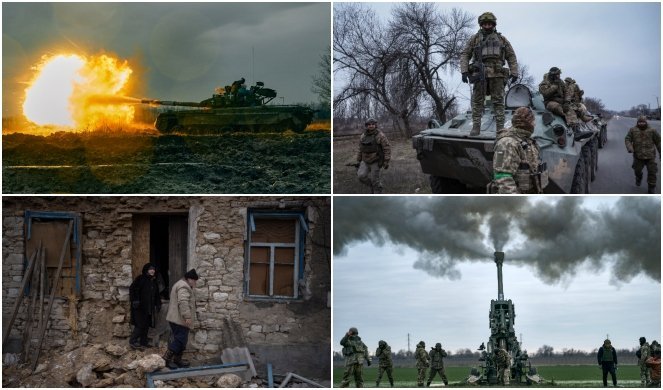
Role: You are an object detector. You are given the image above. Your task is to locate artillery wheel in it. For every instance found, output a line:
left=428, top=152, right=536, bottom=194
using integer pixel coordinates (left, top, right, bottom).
left=570, top=152, right=588, bottom=194
left=429, top=175, right=466, bottom=194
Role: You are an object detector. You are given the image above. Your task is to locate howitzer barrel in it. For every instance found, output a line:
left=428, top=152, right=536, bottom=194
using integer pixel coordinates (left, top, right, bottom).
left=494, top=251, right=505, bottom=300
left=140, top=99, right=201, bottom=107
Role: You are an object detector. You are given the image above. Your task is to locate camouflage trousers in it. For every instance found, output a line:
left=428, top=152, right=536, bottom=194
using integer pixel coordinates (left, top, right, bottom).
left=341, top=363, right=364, bottom=387
left=497, top=365, right=511, bottom=385
left=471, top=76, right=506, bottom=131
left=632, top=157, right=658, bottom=188
left=641, top=363, right=651, bottom=386
left=376, top=365, right=393, bottom=386
left=545, top=101, right=579, bottom=125
left=357, top=161, right=383, bottom=193
left=416, top=367, right=428, bottom=386
left=427, top=367, right=448, bottom=385
left=572, top=103, right=593, bottom=122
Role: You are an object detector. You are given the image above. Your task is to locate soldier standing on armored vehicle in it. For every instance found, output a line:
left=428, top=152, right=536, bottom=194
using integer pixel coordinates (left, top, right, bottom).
left=490, top=107, right=548, bottom=194
left=625, top=115, right=661, bottom=193
left=638, top=337, right=652, bottom=387
left=354, top=118, right=391, bottom=194
left=538, top=67, right=582, bottom=132
left=340, top=327, right=371, bottom=388
left=426, top=342, right=449, bottom=387
left=415, top=341, right=430, bottom=387
left=598, top=339, right=619, bottom=387
left=495, top=347, right=511, bottom=385
left=375, top=340, right=394, bottom=387
left=460, top=12, right=518, bottom=136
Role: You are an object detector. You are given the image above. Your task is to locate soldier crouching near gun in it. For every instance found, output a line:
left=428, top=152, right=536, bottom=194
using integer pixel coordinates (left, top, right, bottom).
left=598, top=339, right=618, bottom=387
left=625, top=115, right=661, bottom=193
left=427, top=342, right=448, bottom=387
left=349, top=118, right=391, bottom=194
left=340, top=327, right=371, bottom=387
left=489, top=107, right=548, bottom=194
left=375, top=340, right=394, bottom=387
left=415, top=341, right=430, bottom=387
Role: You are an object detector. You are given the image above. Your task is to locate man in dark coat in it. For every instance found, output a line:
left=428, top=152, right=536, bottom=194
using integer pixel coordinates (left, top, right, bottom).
left=129, top=263, right=162, bottom=349
left=597, top=339, right=618, bottom=387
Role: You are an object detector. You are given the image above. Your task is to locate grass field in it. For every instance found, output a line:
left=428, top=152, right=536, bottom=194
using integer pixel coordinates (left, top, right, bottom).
left=333, top=365, right=641, bottom=387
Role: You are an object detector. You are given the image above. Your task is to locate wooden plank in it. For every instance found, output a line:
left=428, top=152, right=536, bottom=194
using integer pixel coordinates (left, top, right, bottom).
left=146, top=363, right=248, bottom=387
left=27, top=222, right=71, bottom=268
left=267, top=363, right=274, bottom=388
left=168, top=216, right=187, bottom=289
left=22, top=246, right=42, bottom=363
left=289, top=373, right=325, bottom=388
left=30, top=220, right=73, bottom=372
left=2, top=247, right=39, bottom=347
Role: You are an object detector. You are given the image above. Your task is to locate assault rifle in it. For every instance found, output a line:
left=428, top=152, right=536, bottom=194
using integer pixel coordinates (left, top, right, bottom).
left=469, top=44, right=487, bottom=95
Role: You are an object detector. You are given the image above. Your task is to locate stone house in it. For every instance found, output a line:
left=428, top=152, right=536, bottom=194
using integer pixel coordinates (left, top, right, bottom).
left=2, top=196, right=330, bottom=380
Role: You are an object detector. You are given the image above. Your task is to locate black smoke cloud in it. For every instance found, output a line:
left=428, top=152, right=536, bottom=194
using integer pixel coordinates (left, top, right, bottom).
left=334, top=197, right=660, bottom=284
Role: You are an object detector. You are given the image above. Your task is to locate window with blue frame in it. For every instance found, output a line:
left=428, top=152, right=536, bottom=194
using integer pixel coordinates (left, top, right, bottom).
left=246, top=211, right=307, bottom=299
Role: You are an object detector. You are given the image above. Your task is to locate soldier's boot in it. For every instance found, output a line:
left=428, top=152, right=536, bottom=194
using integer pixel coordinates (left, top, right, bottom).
left=636, top=176, right=642, bottom=186
left=426, top=381, right=431, bottom=387
left=648, top=186, right=656, bottom=194
left=376, top=381, right=380, bottom=387
left=173, top=352, right=190, bottom=368
left=470, top=123, right=481, bottom=136
left=162, top=349, right=178, bottom=369
left=389, top=379, right=394, bottom=387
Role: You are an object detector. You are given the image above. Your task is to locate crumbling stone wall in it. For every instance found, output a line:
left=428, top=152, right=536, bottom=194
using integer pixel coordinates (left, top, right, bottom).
left=2, top=196, right=330, bottom=376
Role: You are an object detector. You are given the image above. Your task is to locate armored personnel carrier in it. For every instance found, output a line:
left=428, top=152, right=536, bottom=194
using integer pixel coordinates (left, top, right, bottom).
left=412, top=84, right=604, bottom=193
left=141, top=81, right=314, bottom=133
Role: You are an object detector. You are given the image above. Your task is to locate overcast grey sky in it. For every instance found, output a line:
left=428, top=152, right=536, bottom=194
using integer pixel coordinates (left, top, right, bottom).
left=3, top=2, right=330, bottom=117
left=333, top=196, right=661, bottom=354
left=335, top=2, right=661, bottom=112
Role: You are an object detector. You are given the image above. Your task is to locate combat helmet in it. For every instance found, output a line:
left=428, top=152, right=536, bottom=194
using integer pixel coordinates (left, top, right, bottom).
left=478, top=12, right=497, bottom=26
left=435, top=343, right=442, bottom=350
left=549, top=67, right=561, bottom=76
left=349, top=327, right=358, bottom=335
left=365, top=118, right=378, bottom=126
left=379, top=340, right=387, bottom=348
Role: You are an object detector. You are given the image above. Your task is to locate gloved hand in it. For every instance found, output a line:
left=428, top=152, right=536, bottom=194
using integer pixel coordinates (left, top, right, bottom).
left=509, top=75, right=518, bottom=84
left=562, top=102, right=570, bottom=112
left=462, top=72, right=469, bottom=83
left=383, top=161, right=389, bottom=170
left=627, top=148, right=633, bottom=154
left=132, top=301, right=140, bottom=309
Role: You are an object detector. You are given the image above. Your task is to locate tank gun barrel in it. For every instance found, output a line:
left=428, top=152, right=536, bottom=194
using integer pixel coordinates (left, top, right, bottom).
left=140, top=99, right=201, bottom=107
left=494, top=251, right=505, bottom=300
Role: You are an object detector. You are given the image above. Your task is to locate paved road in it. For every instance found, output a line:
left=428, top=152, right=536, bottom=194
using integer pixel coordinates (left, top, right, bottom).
left=591, top=116, right=660, bottom=194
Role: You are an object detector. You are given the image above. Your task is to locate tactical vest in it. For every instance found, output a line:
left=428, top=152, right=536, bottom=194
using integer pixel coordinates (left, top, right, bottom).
left=360, top=132, right=379, bottom=153
left=602, top=347, right=614, bottom=362
left=479, top=32, right=505, bottom=61
left=498, top=131, right=548, bottom=193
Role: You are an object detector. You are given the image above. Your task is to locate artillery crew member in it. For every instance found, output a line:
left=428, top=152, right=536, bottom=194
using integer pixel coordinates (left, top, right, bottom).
left=415, top=341, right=430, bottom=387
left=427, top=342, right=448, bottom=387
left=375, top=340, right=394, bottom=387
left=355, top=118, right=391, bottom=194
left=460, top=12, right=518, bottom=136
left=538, top=67, right=581, bottom=131
left=646, top=347, right=661, bottom=387
left=625, top=115, right=661, bottom=193
left=495, top=347, right=511, bottom=385
left=491, top=107, right=547, bottom=194
left=638, top=337, right=652, bottom=387
left=598, top=339, right=619, bottom=387
left=340, top=327, right=371, bottom=388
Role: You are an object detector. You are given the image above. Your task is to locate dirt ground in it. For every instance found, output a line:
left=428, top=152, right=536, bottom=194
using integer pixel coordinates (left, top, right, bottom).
left=333, top=135, right=431, bottom=194
left=3, top=128, right=330, bottom=194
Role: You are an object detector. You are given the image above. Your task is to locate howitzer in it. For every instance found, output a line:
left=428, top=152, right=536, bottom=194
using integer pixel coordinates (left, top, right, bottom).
left=467, top=252, right=541, bottom=385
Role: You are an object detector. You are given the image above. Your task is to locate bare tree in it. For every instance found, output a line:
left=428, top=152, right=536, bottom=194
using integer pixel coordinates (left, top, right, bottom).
left=389, top=4, right=473, bottom=123
left=583, top=96, right=607, bottom=116
left=311, top=45, right=331, bottom=110
left=507, top=63, right=536, bottom=90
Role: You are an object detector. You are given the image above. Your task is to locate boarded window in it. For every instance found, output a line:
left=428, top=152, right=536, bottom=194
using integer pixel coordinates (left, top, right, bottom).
left=24, top=211, right=81, bottom=297
left=246, top=212, right=306, bottom=299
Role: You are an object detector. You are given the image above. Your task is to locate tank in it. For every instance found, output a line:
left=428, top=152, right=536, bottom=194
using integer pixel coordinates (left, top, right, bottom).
left=466, top=252, right=541, bottom=385
left=141, top=81, right=314, bottom=133
left=412, top=84, right=603, bottom=193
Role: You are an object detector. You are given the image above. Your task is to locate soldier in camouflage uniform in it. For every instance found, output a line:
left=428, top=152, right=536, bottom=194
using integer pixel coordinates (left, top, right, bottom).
left=460, top=12, right=518, bottom=136
left=625, top=115, right=661, bottom=193
left=355, top=118, right=391, bottom=194
left=375, top=340, right=394, bottom=387
left=340, top=327, right=371, bottom=387
left=538, top=67, right=581, bottom=132
left=565, top=77, right=593, bottom=122
left=426, top=343, right=448, bottom=387
left=415, top=341, right=430, bottom=387
left=638, top=337, right=651, bottom=387
left=495, top=347, right=511, bottom=385
left=491, top=107, right=548, bottom=194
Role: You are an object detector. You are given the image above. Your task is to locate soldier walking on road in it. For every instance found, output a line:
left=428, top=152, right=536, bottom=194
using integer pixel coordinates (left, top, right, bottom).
left=638, top=337, right=652, bottom=387
left=490, top=107, right=548, bottom=194
left=625, top=115, right=661, bottom=193
left=375, top=340, right=394, bottom=387
left=460, top=12, right=518, bottom=136
left=598, top=339, right=618, bottom=387
left=415, top=341, right=430, bottom=387
left=340, top=327, right=371, bottom=387
left=426, top=342, right=448, bottom=387
left=355, top=118, right=391, bottom=194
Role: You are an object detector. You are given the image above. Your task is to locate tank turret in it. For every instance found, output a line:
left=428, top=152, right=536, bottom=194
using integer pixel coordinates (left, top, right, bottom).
left=140, top=81, right=314, bottom=133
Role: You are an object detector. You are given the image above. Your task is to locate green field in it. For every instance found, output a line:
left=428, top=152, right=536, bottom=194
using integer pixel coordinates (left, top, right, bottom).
left=333, top=365, right=641, bottom=387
